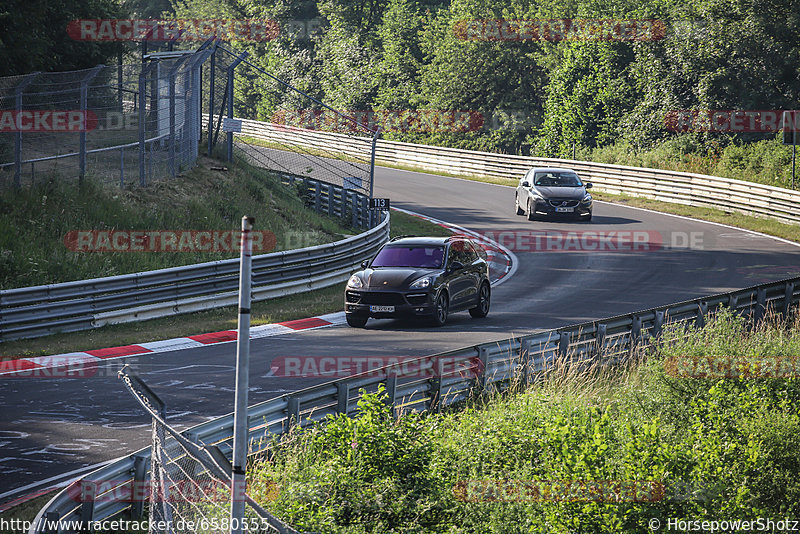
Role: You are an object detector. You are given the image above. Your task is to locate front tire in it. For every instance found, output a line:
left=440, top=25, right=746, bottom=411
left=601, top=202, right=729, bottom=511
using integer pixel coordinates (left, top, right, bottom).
left=346, top=314, right=368, bottom=328
left=431, top=291, right=449, bottom=327
left=469, top=282, right=491, bottom=318
left=527, top=200, right=537, bottom=221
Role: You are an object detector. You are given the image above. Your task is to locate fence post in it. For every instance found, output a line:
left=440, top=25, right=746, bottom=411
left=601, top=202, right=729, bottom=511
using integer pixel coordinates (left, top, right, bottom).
left=79, top=65, right=104, bottom=184
left=226, top=51, right=249, bottom=162
left=231, top=215, right=254, bottom=534
left=13, top=72, right=39, bottom=188
left=208, top=44, right=216, bottom=155
left=368, top=127, right=381, bottom=200
left=139, top=61, right=158, bottom=187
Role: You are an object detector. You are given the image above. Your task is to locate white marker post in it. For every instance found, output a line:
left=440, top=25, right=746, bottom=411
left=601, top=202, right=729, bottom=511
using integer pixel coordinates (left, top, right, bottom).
left=231, top=215, right=253, bottom=534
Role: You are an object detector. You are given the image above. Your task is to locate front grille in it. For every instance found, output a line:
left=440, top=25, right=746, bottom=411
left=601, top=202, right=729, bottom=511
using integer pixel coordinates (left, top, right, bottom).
left=548, top=199, right=579, bottom=208
left=358, top=292, right=406, bottom=306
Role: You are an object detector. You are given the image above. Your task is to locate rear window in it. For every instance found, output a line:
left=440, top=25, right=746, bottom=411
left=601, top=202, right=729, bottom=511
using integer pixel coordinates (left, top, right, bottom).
left=371, top=245, right=445, bottom=268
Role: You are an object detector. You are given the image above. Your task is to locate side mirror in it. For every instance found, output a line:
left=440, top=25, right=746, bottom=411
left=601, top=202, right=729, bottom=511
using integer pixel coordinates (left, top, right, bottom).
left=585, top=182, right=593, bottom=189
left=521, top=181, right=530, bottom=188
left=449, top=261, right=464, bottom=272
left=360, top=260, right=369, bottom=268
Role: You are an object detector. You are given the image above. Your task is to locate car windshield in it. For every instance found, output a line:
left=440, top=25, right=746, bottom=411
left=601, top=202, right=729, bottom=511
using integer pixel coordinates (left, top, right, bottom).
left=533, top=171, right=582, bottom=187
left=371, top=245, right=445, bottom=268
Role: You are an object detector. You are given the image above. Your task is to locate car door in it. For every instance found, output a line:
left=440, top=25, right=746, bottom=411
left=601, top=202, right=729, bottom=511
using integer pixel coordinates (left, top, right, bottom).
left=462, top=241, right=483, bottom=305
left=444, top=241, right=471, bottom=309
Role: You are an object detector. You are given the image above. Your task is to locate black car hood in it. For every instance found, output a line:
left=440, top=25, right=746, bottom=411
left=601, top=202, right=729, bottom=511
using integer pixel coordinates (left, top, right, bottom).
left=361, top=268, right=437, bottom=288
left=533, top=185, right=586, bottom=199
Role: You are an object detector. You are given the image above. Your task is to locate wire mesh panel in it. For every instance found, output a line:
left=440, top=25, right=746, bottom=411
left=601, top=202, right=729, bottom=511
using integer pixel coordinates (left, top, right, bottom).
left=0, top=43, right=212, bottom=189
left=206, top=46, right=378, bottom=197
left=118, top=367, right=298, bottom=534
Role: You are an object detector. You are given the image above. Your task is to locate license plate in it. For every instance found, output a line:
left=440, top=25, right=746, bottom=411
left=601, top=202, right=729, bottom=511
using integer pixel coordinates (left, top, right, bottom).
left=555, top=207, right=574, bottom=213
left=370, top=305, right=395, bottom=313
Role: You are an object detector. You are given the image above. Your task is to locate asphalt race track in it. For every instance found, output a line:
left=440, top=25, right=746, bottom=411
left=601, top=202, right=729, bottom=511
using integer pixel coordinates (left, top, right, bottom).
left=2, top=166, right=800, bottom=502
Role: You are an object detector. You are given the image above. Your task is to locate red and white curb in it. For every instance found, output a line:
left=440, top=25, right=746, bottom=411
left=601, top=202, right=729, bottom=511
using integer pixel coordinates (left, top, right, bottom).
left=391, top=207, right=517, bottom=286
left=0, top=209, right=516, bottom=379
left=0, top=312, right=346, bottom=377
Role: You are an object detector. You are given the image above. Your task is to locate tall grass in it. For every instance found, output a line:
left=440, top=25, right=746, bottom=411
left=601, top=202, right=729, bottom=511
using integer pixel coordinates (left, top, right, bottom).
left=248, top=308, right=800, bottom=532
left=0, top=155, right=353, bottom=289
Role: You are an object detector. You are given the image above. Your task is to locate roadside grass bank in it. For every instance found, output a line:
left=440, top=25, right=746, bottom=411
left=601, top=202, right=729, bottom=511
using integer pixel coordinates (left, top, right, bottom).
left=0, top=154, right=352, bottom=290
left=0, top=209, right=450, bottom=360
left=249, top=308, right=800, bottom=533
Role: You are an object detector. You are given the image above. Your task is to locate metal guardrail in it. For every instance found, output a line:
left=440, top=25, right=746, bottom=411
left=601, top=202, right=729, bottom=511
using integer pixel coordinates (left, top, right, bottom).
left=30, top=275, right=799, bottom=533
left=0, top=175, right=388, bottom=341
left=232, top=119, right=800, bottom=224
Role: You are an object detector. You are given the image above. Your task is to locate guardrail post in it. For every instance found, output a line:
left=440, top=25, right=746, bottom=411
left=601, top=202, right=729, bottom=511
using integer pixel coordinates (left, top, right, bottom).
left=314, top=181, right=321, bottom=212
left=429, top=373, right=442, bottom=413
left=594, top=323, right=607, bottom=358
left=130, top=454, right=148, bottom=519
left=696, top=302, right=708, bottom=328
left=755, top=287, right=767, bottom=323
left=784, top=282, right=795, bottom=318
left=385, top=374, right=398, bottom=417
left=558, top=331, right=570, bottom=358
left=80, top=480, right=98, bottom=523
left=652, top=310, right=665, bottom=339
left=336, top=382, right=349, bottom=414
left=351, top=192, right=358, bottom=228
left=327, top=184, right=333, bottom=216
left=287, top=395, right=300, bottom=427
left=520, top=338, right=532, bottom=386
left=728, top=293, right=739, bottom=314
left=630, top=316, right=642, bottom=349
left=478, top=346, right=490, bottom=390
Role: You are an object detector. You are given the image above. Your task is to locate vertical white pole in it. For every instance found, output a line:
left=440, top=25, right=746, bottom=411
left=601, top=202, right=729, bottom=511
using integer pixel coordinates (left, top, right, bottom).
left=231, top=215, right=253, bottom=534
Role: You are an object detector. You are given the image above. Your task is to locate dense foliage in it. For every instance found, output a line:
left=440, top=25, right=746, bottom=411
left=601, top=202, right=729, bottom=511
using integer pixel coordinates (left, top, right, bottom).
left=170, top=0, right=800, bottom=173
left=251, top=309, right=800, bottom=532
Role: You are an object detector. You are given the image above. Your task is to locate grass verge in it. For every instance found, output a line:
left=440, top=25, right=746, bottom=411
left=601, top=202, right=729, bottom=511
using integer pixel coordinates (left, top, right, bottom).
left=0, top=154, right=353, bottom=289
left=248, top=308, right=800, bottom=533
left=0, top=209, right=451, bottom=360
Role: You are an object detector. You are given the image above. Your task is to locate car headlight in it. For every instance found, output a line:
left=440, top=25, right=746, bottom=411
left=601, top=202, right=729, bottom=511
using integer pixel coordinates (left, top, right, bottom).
left=409, top=276, right=432, bottom=289
left=582, top=193, right=592, bottom=203
left=347, top=274, right=363, bottom=288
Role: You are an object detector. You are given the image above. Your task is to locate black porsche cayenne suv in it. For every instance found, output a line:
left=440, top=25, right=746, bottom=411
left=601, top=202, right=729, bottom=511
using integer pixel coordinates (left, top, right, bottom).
left=344, top=236, right=491, bottom=327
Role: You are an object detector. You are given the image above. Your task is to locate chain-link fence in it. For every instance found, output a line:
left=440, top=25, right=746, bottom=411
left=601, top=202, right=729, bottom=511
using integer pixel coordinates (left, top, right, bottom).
left=118, top=367, right=299, bottom=534
left=0, top=40, right=215, bottom=189
left=205, top=45, right=379, bottom=197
